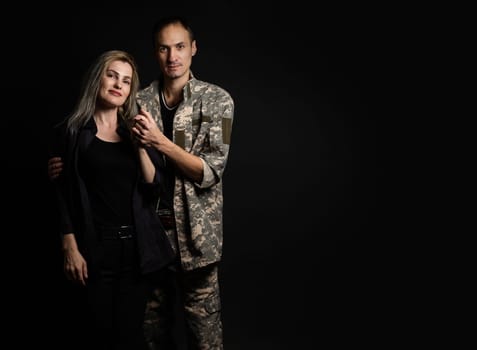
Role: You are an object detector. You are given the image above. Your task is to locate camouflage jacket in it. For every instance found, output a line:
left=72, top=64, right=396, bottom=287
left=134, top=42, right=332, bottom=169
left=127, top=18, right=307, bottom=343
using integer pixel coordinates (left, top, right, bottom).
left=136, top=75, right=234, bottom=271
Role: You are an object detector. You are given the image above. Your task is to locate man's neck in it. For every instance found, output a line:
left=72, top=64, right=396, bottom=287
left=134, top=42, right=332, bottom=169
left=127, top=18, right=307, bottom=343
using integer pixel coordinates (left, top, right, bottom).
left=162, top=73, right=190, bottom=104
left=162, top=72, right=191, bottom=97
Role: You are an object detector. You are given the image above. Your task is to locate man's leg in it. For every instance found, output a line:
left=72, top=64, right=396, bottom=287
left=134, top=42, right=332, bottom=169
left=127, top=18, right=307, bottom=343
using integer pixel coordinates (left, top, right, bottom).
left=144, top=269, right=177, bottom=350
left=182, top=263, right=223, bottom=350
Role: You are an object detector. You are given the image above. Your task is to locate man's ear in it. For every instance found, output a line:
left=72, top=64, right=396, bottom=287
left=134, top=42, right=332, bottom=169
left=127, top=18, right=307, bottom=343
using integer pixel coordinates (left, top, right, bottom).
left=192, top=40, right=197, bottom=56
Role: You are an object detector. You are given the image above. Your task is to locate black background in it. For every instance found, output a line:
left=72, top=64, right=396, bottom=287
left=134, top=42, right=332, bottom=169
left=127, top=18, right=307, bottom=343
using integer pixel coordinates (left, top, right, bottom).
left=5, top=2, right=386, bottom=348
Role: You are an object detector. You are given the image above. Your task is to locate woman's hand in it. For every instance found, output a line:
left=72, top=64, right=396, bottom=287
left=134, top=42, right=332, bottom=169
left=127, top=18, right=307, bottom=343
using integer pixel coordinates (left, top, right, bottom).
left=62, top=233, right=88, bottom=286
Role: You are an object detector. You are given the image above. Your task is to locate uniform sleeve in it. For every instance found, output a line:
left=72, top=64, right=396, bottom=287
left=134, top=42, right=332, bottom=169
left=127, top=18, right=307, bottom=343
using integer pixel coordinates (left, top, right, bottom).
left=196, top=91, right=234, bottom=189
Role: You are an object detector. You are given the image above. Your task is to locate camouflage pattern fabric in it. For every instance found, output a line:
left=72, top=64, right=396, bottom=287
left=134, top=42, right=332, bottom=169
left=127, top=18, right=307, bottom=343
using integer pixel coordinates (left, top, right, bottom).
left=136, top=74, right=234, bottom=272
left=138, top=74, right=232, bottom=349
left=144, top=264, right=223, bottom=350
left=144, top=272, right=176, bottom=349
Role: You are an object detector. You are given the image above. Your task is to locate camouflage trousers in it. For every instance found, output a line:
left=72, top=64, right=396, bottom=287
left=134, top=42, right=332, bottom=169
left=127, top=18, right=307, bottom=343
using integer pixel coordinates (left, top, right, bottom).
left=144, top=263, right=223, bottom=350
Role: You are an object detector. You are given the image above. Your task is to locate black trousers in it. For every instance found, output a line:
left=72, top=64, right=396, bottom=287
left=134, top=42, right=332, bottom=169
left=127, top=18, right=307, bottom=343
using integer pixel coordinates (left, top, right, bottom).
left=86, top=235, right=150, bottom=350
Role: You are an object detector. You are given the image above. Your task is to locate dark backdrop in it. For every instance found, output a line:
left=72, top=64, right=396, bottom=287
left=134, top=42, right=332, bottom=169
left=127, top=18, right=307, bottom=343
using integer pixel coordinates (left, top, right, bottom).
left=5, top=2, right=385, bottom=348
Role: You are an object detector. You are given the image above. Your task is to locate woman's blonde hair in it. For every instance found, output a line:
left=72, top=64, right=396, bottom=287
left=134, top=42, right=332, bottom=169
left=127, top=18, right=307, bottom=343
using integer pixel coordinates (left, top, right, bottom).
left=67, top=50, right=140, bottom=133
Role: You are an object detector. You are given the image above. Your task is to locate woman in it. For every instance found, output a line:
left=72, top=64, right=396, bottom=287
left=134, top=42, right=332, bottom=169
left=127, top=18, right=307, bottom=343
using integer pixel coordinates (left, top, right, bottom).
left=49, top=50, right=174, bottom=350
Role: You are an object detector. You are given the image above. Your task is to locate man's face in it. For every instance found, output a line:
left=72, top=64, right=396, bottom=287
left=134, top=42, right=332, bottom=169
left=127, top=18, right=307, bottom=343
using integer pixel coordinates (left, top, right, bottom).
left=154, top=23, right=196, bottom=81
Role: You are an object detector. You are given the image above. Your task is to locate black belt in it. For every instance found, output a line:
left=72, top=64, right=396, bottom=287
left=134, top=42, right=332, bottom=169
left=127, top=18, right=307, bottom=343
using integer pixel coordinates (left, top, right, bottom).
left=96, top=225, right=135, bottom=240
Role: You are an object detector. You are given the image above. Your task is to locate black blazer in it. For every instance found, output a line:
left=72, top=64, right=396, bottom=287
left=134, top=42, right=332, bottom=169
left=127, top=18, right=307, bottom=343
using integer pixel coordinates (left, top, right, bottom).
left=50, top=117, right=175, bottom=276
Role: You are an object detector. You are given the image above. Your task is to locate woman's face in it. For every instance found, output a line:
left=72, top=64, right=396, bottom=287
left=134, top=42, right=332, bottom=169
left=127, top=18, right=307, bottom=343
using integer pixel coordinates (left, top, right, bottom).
left=97, top=60, right=133, bottom=108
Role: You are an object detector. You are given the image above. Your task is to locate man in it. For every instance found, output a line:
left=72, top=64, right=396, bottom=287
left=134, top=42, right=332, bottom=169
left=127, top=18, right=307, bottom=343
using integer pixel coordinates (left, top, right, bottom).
left=49, top=16, right=234, bottom=350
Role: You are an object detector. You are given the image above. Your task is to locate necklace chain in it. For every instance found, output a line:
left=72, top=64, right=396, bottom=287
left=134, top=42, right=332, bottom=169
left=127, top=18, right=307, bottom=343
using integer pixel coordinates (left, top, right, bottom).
left=161, top=90, right=178, bottom=111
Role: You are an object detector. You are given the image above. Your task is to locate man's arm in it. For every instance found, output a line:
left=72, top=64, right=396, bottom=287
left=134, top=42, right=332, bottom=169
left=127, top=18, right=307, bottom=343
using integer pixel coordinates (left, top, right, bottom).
left=132, top=110, right=203, bottom=183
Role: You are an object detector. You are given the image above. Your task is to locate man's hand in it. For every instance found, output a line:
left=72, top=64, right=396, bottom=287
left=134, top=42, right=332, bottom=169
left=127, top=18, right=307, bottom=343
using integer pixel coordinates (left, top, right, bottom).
left=131, top=109, right=163, bottom=147
left=48, top=157, right=63, bottom=181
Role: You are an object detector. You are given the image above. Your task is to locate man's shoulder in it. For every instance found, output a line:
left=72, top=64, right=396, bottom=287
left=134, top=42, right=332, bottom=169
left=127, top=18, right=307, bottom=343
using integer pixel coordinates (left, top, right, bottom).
left=137, top=80, right=159, bottom=98
left=192, top=78, right=228, bottom=93
left=191, top=78, right=233, bottom=102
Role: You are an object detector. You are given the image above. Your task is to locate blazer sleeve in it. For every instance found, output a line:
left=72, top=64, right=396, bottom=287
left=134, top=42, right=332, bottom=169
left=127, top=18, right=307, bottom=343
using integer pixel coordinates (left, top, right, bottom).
left=49, top=121, right=75, bottom=235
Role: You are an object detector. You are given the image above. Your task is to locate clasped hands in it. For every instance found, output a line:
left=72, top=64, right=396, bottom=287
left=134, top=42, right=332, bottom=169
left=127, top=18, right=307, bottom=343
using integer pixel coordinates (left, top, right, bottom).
left=131, top=108, right=162, bottom=148
left=48, top=109, right=161, bottom=180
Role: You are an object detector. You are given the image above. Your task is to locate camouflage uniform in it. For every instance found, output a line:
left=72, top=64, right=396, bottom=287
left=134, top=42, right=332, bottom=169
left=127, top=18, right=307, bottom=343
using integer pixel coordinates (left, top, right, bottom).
left=137, top=74, right=234, bottom=350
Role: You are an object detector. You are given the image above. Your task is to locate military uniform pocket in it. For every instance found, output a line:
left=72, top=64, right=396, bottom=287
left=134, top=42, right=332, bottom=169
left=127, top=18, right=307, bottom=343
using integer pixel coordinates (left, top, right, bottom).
left=204, top=292, right=221, bottom=314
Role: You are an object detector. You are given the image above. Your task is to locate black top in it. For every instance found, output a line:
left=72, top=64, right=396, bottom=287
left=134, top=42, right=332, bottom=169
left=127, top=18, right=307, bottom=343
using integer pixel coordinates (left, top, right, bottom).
left=50, top=118, right=175, bottom=275
left=79, top=137, right=136, bottom=227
